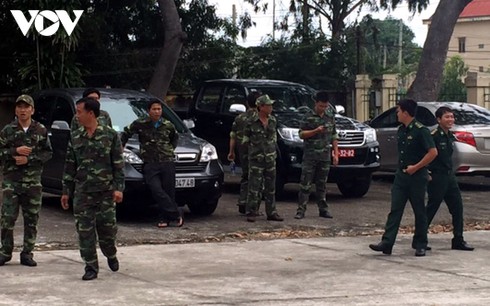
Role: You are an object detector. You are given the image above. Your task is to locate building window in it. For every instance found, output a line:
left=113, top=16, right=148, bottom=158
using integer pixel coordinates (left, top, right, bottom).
left=480, top=66, right=484, bottom=72
left=458, top=37, right=466, bottom=53
left=479, top=44, right=485, bottom=49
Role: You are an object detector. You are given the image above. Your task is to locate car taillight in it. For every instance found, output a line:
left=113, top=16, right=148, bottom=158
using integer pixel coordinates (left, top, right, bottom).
left=453, top=131, right=476, bottom=147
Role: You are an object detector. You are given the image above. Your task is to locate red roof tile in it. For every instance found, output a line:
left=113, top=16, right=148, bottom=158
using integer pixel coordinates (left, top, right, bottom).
left=460, top=0, right=490, bottom=18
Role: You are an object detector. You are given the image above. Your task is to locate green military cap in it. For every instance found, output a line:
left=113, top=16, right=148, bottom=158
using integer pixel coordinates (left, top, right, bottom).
left=256, top=94, right=274, bottom=106
left=16, top=94, right=34, bottom=107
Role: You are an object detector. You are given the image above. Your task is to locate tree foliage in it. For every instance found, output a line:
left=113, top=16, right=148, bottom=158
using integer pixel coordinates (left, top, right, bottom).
left=438, top=55, right=468, bottom=102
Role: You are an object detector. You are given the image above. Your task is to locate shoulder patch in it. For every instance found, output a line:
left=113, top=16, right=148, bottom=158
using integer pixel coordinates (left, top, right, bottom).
left=431, top=129, right=437, bottom=135
left=414, top=122, right=424, bottom=128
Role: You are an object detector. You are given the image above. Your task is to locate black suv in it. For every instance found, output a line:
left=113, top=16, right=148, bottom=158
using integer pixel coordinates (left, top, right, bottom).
left=187, top=79, right=380, bottom=197
left=32, top=88, right=224, bottom=215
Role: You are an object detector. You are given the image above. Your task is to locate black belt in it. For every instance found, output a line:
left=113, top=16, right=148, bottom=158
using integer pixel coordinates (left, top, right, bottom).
left=430, top=169, right=453, bottom=175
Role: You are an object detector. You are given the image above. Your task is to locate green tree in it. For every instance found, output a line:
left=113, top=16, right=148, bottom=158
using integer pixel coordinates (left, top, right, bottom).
left=438, top=55, right=468, bottom=102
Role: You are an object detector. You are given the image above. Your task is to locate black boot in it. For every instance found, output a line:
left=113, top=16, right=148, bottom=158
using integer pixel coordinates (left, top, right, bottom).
left=369, top=242, right=393, bottom=255
left=20, top=252, right=37, bottom=267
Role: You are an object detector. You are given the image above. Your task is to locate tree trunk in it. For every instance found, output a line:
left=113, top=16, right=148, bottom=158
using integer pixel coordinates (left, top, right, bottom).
left=148, top=0, right=186, bottom=99
left=407, top=0, right=472, bottom=101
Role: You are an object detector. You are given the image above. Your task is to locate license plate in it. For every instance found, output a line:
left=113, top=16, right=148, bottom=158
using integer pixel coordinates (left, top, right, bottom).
left=175, top=178, right=195, bottom=188
left=339, top=149, right=355, bottom=158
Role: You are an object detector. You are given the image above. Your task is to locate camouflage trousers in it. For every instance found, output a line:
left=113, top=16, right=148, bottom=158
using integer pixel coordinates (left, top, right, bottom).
left=237, top=146, right=249, bottom=207
left=297, top=159, right=331, bottom=213
left=73, top=190, right=117, bottom=272
left=246, top=160, right=276, bottom=217
left=0, top=180, right=42, bottom=257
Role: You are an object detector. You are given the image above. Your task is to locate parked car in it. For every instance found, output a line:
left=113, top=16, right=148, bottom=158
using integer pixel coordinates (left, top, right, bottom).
left=368, top=101, right=490, bottom=175
left=185, top=79, right=380, bottom=198
left=32, top=88, right=224, bottom=215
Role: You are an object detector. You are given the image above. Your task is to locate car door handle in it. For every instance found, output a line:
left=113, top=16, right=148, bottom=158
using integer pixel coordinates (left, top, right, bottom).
left=214, top=120, right=223, bottom=125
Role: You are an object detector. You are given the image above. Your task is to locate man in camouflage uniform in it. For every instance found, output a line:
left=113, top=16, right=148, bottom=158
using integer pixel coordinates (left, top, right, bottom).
left=295, top=91, right=339, bottom=220
left=61, top=97, right=124, bottom=280
left=227, top=92, right=260, bottom=215
left=369, top=99, right=437, bottom=257
left=0, top=94, right=52, bottom=267
left=120, top=99, right=181, bottom=228
left=244, top=95, right=283, bottom=222
left=426, top=106, right=474, bottom=251
left=71, top=88, right=112, bottom=130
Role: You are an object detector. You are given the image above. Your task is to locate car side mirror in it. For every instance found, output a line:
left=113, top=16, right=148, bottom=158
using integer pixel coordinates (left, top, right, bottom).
left=335, top=105, right=345, bottom=115
left=183, top=119, right=195, bottom=129
left=51, top=120, right=70, bottom=130
left=229, top=104, right=246, bottom=113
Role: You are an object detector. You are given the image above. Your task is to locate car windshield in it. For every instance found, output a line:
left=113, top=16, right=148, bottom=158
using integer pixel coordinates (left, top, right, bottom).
left=452, top=104, right=490, bottom=125
left=249, top=85, right=316, bottom=112
left=100, top=97, right=187, bottom=133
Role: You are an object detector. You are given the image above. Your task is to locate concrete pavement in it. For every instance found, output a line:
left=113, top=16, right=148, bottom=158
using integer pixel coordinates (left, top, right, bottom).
left=1, top=230, right=489, bottom=305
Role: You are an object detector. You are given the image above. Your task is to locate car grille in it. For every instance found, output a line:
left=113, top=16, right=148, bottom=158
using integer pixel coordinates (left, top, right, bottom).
left=130, top=152, right=205, bottom=174
left=337, top=131, right=364, bottom=146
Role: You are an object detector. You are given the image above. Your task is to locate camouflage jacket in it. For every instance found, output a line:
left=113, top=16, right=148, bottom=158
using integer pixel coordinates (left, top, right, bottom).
left=299, top=107, right=338, bottom=161
left=0, top=119, right=52, bottom=182
left=120, top=116, right=178, bottom=163
left=244, top=114, right=277, bottom=164
left=71, top=109, right=112, bottom=131
left=230, top=109, right=256, bottom=147
left=62, top=124, right=125, bottom=196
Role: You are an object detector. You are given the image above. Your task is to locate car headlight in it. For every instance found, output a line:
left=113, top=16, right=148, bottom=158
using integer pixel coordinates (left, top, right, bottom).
left=123, top=148, right=143, bottom=164
left=200, top=143, right=218, bottom=162
left=278, top=127, right=303, bottom=142
left=365, top=128, right=377, bottom=143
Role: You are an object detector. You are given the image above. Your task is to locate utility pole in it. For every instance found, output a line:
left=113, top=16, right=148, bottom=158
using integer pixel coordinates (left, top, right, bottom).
left=272, top=0, right=276, bottom=40
left=398, top=20, right=403, bottom=71
left=232, top=4, right=237, bottom=42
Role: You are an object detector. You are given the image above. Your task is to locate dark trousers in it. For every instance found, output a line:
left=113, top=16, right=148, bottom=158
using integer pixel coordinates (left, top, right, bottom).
left=427, top=172, right=464, bottom=241
left=144, top=162, right=180, bottom=221
left=382, top=170, right=428, bottom=249
left=297, top=159, right=331, bottom=213
left=237, top=146, right=249, bottom=207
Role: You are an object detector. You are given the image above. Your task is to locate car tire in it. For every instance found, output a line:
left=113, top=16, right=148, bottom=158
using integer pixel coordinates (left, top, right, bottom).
left=187, top=200, right=219, bottom=216
left=337, top=175, right=372, bottom=198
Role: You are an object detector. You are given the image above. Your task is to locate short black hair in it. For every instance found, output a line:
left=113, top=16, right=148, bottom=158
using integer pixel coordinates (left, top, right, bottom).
left=247, top=92, right=261, bottom=108
left=315, top=91, right=329, bottom=103
left=82, top=88, right=101, bottom=99
left=76, top=97, right=100, bottom=117
left=397, top=98, right=417, bottom=117
left=435, top=106, right=453, bottom=119
left=147, top=99, right=163, bottom=110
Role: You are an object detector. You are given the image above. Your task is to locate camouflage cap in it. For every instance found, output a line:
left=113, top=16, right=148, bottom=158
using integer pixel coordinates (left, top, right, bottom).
left=256, top=94, right=274, bottom=106
left=16, top=94, right=34, bottom=107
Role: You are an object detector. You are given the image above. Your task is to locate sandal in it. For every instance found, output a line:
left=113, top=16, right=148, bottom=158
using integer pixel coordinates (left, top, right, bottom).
left=157, top=221, right=168, bottom=228
left=167, top=217, right=184, bottom=228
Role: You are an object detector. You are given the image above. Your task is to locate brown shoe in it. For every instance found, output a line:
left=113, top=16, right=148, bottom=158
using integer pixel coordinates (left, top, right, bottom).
left=267, top=213, right=284, bottom=222
left=246, top=212, right=256, bottom=222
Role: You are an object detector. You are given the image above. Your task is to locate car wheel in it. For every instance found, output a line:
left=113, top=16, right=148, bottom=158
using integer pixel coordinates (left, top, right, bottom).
left=337, top=175, right=372, bottom=198
left=187, top=200, right=218, bottom=216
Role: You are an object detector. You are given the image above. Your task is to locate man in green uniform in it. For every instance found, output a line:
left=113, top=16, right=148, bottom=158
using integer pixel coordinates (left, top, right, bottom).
left=71, top=88, right=112, bottom=130
left=243, top=95, right=283, bottom=222
left=120, top=99, right=181, bottom=228
left=0, top=94, right=52, bottom=267
left=426, top=106, right=474, bottom=251
left=61, top=97, right=124, bottom=280
left=295, top=91, right=339, bottom=219
left=227, top=92, right=260, bottom=215
left=369, top=99, right=437, bottom=257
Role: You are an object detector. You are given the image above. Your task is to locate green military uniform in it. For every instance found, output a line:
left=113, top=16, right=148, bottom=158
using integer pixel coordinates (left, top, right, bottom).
left=297, top=107, right=338, bottom=214
left=381, top=119, right=435, bottom=249
left=0, top=119, right=52, bottom=259
left=71, top=109, right=112, bottom=130
left=229, top=109, right=257, bottom=207
left=244, top=113, right=277, bottom=216
left=426, top=126, right=465, bottom=242
left=120, top=116, right=179, bottom=222
left=63, top=124, right=124, bottom=273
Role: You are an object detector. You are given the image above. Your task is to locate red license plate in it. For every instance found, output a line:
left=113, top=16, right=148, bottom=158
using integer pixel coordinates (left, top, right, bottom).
left=339, top=149, right=355, bottom=158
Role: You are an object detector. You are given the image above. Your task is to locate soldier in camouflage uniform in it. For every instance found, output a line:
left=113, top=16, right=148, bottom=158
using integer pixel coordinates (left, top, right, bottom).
left=295, top=91, right=339, bottom=220
left=0, top=94, right=52, bottom=267
left=243, top=95, right=283, bottom=222
left=71, top=88, right=112, bottom=130
left=61, top=97, right=124, bottom=281
left=227, top=92, right=260, bottom=215
left=120, top=99, right=181, bottom=228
